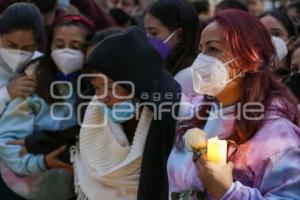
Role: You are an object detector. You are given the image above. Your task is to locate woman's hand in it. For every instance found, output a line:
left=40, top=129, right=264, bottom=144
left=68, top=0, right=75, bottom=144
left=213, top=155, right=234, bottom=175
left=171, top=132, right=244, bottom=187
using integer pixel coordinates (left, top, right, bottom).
left=7, top=139, right=28, bottom=157
left=195, top=155, right=234, bottom=200
left=45, top=146, right=73, bottom=173
left=7, top=75, right=37, bottom=99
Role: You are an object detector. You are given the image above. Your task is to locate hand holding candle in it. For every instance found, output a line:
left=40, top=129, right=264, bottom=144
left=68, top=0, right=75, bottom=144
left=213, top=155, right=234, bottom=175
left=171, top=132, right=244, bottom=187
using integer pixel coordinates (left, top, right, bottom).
left=184, top=129, right=231, bottom=199
left=196, top=137, right=231, bottom=199
left=196, top=156, right=234, bottom=200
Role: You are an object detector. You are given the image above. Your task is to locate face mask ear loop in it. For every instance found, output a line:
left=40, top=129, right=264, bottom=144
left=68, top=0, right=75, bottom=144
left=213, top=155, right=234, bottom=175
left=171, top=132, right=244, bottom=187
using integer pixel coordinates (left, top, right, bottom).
left=224, top=57, right=237, bottom=66
left=163, top=30, right=178, bottom=44
left=224, top=57, right=244, bottom=82
left=227, top=70, right=245, bottom=83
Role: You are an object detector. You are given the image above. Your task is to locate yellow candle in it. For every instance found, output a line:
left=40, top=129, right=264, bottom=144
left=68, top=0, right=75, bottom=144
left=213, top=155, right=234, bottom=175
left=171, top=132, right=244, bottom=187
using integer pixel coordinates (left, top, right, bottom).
left=207, top=137, right=227, bottom=165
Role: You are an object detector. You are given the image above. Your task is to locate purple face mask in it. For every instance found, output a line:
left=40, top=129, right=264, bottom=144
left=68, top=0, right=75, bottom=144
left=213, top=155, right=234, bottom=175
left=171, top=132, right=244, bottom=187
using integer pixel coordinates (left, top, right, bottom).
left=148, top=36, right=171, bottom=60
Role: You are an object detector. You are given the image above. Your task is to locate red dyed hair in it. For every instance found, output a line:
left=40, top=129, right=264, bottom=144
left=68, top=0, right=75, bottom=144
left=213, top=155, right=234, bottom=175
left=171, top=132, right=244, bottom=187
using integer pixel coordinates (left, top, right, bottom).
left=176, top=9, right=300, bottom=148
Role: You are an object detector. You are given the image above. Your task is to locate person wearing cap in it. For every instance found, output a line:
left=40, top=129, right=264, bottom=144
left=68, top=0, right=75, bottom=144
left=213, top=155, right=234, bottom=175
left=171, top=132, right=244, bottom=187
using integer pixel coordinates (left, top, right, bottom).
left=73, top=26, right=181, bottom=200
left=0, top=14, right=93, bottom=199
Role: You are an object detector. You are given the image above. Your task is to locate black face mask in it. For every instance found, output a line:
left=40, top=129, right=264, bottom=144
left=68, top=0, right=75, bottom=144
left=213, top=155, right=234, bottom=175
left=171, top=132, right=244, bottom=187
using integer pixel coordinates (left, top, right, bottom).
left=289, top=72, right=300, bottom=83
left=109, top=8, right=132, bottom=26
left=287, top=72, right=300, bottom=101
left=275, top=67, right=290, bottom=77
left=297, top=26, right=300, bottom=36
left=31, top=0, right=58, bottom=13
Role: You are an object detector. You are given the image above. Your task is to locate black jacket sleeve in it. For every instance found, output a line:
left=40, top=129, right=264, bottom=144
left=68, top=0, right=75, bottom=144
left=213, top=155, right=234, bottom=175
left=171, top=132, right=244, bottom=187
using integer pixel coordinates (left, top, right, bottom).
left=24, top=86, right=94, bottom=162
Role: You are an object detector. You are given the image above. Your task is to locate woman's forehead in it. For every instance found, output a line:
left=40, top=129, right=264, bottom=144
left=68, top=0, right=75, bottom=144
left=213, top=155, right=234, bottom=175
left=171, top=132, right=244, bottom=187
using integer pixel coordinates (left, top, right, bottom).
left=200, top=22, right=223, bottom=45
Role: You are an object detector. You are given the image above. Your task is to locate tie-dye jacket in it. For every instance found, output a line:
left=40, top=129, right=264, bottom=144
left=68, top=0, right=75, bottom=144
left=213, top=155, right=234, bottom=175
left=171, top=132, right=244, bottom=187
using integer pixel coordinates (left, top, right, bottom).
left=168, top=96, right=300, bottom=200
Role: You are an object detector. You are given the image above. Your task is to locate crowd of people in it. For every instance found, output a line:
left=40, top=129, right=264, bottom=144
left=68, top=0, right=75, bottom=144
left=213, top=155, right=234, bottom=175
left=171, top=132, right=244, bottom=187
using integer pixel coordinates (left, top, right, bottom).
left=0, top=0, right=299, bottom=200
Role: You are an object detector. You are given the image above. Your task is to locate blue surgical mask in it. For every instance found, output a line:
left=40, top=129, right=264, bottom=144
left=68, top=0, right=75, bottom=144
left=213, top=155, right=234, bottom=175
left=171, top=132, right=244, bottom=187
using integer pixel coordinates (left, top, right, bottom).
left=98, top=99, right=136, bottom=123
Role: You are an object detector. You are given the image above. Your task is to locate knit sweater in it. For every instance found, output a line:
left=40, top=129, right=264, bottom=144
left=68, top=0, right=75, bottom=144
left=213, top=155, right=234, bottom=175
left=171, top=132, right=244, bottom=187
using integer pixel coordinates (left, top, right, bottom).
left=74, top=96, right=153, bottom=200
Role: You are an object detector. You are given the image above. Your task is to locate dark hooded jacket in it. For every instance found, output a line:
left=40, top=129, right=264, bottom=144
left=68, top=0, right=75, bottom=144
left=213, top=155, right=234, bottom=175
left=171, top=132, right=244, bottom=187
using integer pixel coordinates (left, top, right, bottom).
left=24, top=27, right=181, bottom=200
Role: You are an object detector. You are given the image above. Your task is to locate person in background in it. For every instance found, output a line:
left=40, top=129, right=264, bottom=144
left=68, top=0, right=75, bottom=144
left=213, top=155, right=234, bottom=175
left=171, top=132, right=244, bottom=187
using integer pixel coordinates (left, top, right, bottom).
left=280, top=0, right=298, bottom=12
left=10, top=0, right=116, bottom=32
left=287, top=42, right=300, bottom=102
left=168, top=9, right=300, bottom=200
left=192, top=0, right=211, bottom=23
left=215, top=0, right=249, bottom=13
left=0, top=6, right=44, bottom=197
left=106, top=0, right=139, bottom=15
left=260, top=11, right=297, bottom=46
left=0, top=13, right=92, bottom=200
left=0, top=2, right=43, bottom=116
left=107, top=0, right=144, bottom=28
left=260, top=10, right=297, bottom=82
left=8, top=0, right=66, bottom=53
left=143, top=0, right=199, bottom=100
left=9, top=0, right=65, bottom=26
left=245, top=0, right=263, bottom=16
left=290, top=42, right=300, bottom=75
left=70, top=0, right=117, bottom=30
left=287, top=0, right=300, bottom=36
left=144, top=0, right=200, bottom=75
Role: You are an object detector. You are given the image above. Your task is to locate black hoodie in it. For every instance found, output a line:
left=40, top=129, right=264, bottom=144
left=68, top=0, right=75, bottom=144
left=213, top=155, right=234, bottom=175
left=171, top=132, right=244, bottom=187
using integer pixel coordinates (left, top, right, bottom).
left=25, top=27, right=181, bottom=200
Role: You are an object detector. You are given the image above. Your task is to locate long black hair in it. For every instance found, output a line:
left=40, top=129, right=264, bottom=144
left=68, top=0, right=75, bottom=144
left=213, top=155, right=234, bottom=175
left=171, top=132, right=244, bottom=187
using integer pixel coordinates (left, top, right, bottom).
left=0, top=2, right=44, bottom=48
left=144, top=0, right=200, bottom=75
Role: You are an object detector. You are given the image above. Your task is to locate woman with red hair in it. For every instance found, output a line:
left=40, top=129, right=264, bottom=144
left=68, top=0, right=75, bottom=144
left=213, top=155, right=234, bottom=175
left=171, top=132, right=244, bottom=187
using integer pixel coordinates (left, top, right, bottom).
left=168, top=9, right=300, bottom=199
